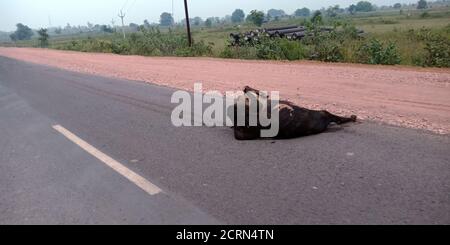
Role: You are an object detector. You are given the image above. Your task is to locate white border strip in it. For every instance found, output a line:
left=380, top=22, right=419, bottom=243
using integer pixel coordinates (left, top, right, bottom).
left=53, top=125, right=162, bottom=196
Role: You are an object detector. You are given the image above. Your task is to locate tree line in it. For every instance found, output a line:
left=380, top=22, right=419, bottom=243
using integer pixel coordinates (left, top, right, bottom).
left=7, top=0, right=434, bottom=42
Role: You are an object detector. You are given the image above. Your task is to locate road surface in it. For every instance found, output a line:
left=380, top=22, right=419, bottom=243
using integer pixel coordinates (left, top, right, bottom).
left=0, top=57, right=449, bottom=224
left=0, top=47, right=449, bottom=134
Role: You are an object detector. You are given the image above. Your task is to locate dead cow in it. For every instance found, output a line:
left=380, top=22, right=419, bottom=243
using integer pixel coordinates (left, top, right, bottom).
left=232, top=86, right=357, bottom=140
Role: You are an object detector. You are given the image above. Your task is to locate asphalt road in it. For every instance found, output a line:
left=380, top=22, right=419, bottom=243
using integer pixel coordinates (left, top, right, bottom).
left=0, top=57, right=449, bottom=225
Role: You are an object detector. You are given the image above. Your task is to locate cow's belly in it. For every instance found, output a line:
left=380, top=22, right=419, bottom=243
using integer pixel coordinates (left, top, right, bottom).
left=277, top=107, right=330, bottom=138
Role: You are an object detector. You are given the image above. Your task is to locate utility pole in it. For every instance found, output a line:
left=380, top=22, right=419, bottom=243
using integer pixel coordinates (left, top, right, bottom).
left=118, top=10, right=126, bottom=39
left=172, top=0, right=175, bottom=26
left=111, top=19, right=116, bottom=33
left=183, top=0, right=192, bottom=46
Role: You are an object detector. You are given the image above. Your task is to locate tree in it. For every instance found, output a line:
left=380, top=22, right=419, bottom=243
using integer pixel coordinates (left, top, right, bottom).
left=295, top=8, right=311, bottom=17
left=222, top=15, right=232, bottom=24
left=54, top=27, right=62, bottom=35
left=9, top=23, right=34, bottom=41
left=393, top=3, right=402, bottom=9
left=267, top=9, right=286, bottom=19
left=129, top=23, right=139, bottom=31
left=143, top=20, right=151, bottom=28
left=193, top=17, right=203, bottom=26
left=205, top=18, right=213, bottom=27
left=160, top=12, right=174, bottom=26
left=231, top=9, right=245, bottom=23
left=356, top=1, right=374, bottom=12
left=348, top=4, right=357, bottom=15
left=37, top=28, right=49, bottom=47
left=101, top=25, right=114, bottom=33
left=311, top=11, right=323, bottom=24
left=87, top=22, right=94, bottom=31
left=417, top=0, right=428, bottom=9
left=326, top=5, right=340, bottom=17
left=246, top=10, right=265, bottom=27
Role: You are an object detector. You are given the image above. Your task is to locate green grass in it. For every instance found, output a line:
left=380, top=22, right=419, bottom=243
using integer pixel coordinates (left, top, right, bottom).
left=186, top=7, right=450, bottom=64
left=4, top=6, right=450, bottom=67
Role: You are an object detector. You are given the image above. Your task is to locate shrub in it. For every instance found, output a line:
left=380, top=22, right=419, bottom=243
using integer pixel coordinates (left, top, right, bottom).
left=304, top=41, right=343, bottom=62
left=79, top=38, right=112, bottom=53
left=311, top=41, right=343, bottom=62
left=56, top=40, right=81, bottom=51
left=420, top=12, right=431, bottom=18
left=221, top=36, right=307, bottom=60
left=415, top=28, right=433, bottom=41
left=56, top=28, right=212, bottom=57
left=111, top=39, right=130, bottom=54
left=278, top=39, right=307, bottom=60
left=358, top=39, right=401, bottom=65
left=412, top=53, right=426, bottom=67
left=55, top=38, right=113, bottom=53
left=89, top=39, right=113, bottom=53
left=340, top=24, right=360, bottom=39
left=254, top=37, right=285, bottom=60
left=175, top=40, right=213, bottom=57
left=235, top=37, right=308, bottom=60
left=124, top=28, right=212, bottom=57
left=220, top=45, right=258, bottom=59
left=301, top=26, right=347, bottom=62
left=423, top=34, right=450, bottom=67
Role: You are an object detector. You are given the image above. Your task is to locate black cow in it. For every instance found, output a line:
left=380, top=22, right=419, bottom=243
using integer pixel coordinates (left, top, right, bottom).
left=232, top=86, right=357, bottom=140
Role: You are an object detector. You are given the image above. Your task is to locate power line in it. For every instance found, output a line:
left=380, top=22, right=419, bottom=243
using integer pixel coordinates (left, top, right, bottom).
left=127, top=0, right=137, bottom=13
left=172, top=0, right=174, bottom=21
left=121, top=0, right=130, bottom=11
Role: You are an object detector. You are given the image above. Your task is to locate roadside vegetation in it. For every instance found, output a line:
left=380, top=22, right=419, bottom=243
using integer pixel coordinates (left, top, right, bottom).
left=53, top=27, right=212, bottom=57
left=1, top=0, right=449, bottom=67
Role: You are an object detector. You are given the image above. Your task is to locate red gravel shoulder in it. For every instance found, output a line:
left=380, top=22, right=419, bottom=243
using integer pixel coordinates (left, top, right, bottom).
left=1, top=47, right=449, bottom=134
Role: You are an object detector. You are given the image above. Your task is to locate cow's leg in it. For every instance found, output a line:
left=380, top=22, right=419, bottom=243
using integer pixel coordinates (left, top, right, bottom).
left=323, top=111, right=357, bottom=125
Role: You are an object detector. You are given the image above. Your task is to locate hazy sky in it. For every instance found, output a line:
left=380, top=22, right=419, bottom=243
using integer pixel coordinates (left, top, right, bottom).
left=0, top=0, right=418, bottom=31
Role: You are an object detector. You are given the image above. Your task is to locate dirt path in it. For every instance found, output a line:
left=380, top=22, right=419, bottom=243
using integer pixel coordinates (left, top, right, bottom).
left=1, top=47, right=449, bottom=134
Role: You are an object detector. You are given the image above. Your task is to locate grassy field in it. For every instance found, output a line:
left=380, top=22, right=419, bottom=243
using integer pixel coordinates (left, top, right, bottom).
left=191, top=7, right=450, bottom=57
left=3, top=6, right=450, bottom=67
